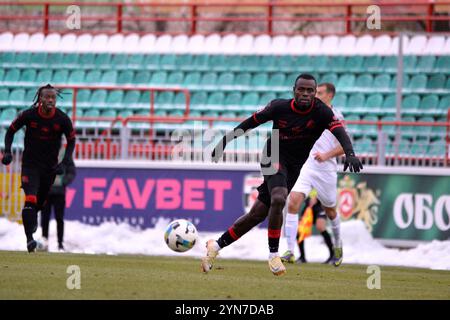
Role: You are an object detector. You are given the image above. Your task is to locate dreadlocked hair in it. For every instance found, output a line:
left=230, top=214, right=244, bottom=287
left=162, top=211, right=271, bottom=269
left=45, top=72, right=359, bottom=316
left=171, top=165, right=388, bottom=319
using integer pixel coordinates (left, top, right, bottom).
left=31, top=84, right=64, bottom=108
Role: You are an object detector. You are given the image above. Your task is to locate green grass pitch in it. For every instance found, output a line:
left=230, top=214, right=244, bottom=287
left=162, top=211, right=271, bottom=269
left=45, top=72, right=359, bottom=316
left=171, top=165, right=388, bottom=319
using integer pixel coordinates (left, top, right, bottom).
left=0, top=250, right=448, bottom=300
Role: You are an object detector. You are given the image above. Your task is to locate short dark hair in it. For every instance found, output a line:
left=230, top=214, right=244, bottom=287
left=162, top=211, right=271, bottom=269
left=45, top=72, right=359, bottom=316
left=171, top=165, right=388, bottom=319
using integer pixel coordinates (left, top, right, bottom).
left=318, top=82, right=336, bottom=98
left=294, top=74, right=317, bottom=87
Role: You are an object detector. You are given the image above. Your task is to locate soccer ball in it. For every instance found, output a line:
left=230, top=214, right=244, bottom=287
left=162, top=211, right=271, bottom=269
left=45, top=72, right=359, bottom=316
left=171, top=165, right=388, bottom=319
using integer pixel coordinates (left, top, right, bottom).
left=164, top=219, right=198, bottom=252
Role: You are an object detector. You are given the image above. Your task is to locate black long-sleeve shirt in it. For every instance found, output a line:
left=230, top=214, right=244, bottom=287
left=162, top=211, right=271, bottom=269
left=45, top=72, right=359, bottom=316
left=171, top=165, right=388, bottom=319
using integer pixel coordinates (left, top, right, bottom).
left=225, top=97, right=354, bottom=165
left=4, top=106, right=76, bottom=170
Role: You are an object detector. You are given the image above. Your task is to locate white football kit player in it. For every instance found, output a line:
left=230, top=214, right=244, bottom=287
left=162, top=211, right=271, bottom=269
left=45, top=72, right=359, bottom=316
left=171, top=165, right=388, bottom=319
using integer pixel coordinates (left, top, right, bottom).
left=291, top=106, right=345, bottom=207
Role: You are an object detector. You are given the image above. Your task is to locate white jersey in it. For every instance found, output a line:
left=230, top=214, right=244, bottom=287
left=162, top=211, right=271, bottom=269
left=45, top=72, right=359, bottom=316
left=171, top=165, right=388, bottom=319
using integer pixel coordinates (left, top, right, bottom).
left=303, top=106, right=345, bottom=172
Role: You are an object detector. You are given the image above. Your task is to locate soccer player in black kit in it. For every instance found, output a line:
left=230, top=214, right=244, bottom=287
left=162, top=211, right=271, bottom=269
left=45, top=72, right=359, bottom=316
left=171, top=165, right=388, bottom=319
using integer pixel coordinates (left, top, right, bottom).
left=1, top=84, right=76, bottom=252
left=201, top=74, right=363, bottom=275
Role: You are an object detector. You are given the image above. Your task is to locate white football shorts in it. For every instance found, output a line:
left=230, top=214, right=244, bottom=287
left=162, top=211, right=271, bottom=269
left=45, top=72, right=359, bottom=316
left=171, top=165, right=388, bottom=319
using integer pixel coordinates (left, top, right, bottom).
left=290, top=166, right=337, bottom=208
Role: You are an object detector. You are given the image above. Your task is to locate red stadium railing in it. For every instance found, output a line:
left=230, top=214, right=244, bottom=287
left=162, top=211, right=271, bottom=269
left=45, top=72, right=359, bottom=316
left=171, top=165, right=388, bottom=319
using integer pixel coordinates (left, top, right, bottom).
left=0, top=1, right=449, bottom=35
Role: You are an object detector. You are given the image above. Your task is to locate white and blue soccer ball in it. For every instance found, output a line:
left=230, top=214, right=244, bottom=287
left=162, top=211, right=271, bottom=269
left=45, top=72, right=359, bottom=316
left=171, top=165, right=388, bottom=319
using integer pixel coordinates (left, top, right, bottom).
left=164, top=219, right=198, bottom=253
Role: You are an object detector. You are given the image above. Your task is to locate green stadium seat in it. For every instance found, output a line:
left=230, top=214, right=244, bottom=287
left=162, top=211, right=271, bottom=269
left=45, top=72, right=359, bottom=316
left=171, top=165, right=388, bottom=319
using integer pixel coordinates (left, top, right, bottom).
left=407, top=74, right=427, bottom=90
left=327, top=56, right=346, bottom=72
left=333, top=93, right=347, bottom=108
left=420, top=94, right=439, bottom=114
left=0, top=108, right=17, bottom=125
left=209, top=55, right=227, bottom=71
left=191, top=54, right=209, bottom=70
left=361, top=115, right=378, bottom=137
left=106, top=90, right=124, bottom=108
left=52, top=70, right=69, bottom=84
left=93, top=53, right=111, bottom=69
left=241, top=55, right=260, bottom=72
left=3, top=69, right=20, bottom=84
left=89, top=90, right=108, bottom=108
left=200, top=72, right=217, bottom=88
left=416, top=56, right=435, bottom=72
left=416, top=116, right=434, bottom=136
left=258, top=92, right=276, bottom=106
left=382, top=94, right=396, bottom=111
left=14, top=52, right=31, bottom=67
left=0, top=69, right=4, bottom=82
left=36, top=70, right=53, bottom=85
left=24, top=89, right=35, bottom=104
left=251, top=72, right=269, bottom=88
left=134, top=70, right=150, bottom=84
left=79, top=109, right=101, bottom=128
left=428, top=142, right=446, bottom=157
left=85, top=70, right=102, bottom=84
left=381, top=56, right=397, bottom=72
left=173, top=91, right=188, bottom=107
left=365, top=93, right=384, bottom=113
left=9, top=89, right=25, bottom=107
left=404, top=56, right=417, bottom=71
left=431, top=116, right=446, bottom=138
left=117, top=70, right=135, bottom=84
left=19, top=69, right=37, bottom=83
left=310, top=56, right=328, bottom=72
left=260, top=55, right=276, bottom=71
left=293, top=56, right=311, bottom=72
left=58, top=89, right=73, bottom=108
left=427, top=74, right=446, bottom=90
left=149, top=71, right=167, bottom=85
left=241, top=92, right=259, bottom=107
left=166, top=71, right=184, bottom=85
left=155, top=91, right=174, bottom=109
left=190, top=91, right=207, bottom=108
left=222, top=55, right=240, bottom=72
left=160, top=54, right=176, bottom=69
left=435, top=56, right=450, bottom=71
left=320, top=73, right=338, bottom=85
left=175, top=54, right=193, bottom=70
left=0, top=52, right=15, bottom=67
left=380, top=115, right=396, bottom=136
left=206, top=92, right=225, bottom=108
left=180, top=72, right=199, bottom=88
left=268, top=73, right=286, bottom=88
left=61, top=53, right=79, bottom=68
left=76, top=89, right=91, bottom=107
left=347, top=93, right=365, bottom=112
left=344, top=56, right=364, bottom=72
left=144, top=54, right=160, bottom=69
left=46, top=53, right=63, bottom=67
left=78, top=53, right=95, bottom=68
left=235, top=72, right=251, bottom=88
left=29, top=52, right=47, bottom=67
left=68, top=70, right=86, bottom=84
left=337, top=74, right=355, bottom=90
left=127, top=54, right=144, bottom=69
left=402, top=94, right=420, bottom=114
left=217, top=72, right=234, bottom=87
left=98, top=109, right=117, bottom=127
left=363, top=56, right=382, bottom=71
left=123, top=90, right=141, bottom=108
left=100, top=70, right=118, bottom=84
left=284, top=72, right=298, bottom=87
left=110, top=54, right=128, bottom=69
left=400, top=116, right=416, bottom=138
left=373, top=74, right=391, bottom=90
left=0, top=88, right=9, bottom=106
left=224, top=92, right=242, bottom=109
left=275, top=55, right=295, bottom=72
left=354, top=74, right=373, bottom=90
left=438, top=95, right=450, bottom=111
left=354, top=137, right=375, bottom=154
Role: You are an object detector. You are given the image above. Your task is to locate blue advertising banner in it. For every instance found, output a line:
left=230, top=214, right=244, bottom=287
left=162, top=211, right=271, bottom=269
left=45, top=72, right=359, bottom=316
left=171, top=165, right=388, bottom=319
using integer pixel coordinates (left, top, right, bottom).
left=65, top=167, right=262, bottom=231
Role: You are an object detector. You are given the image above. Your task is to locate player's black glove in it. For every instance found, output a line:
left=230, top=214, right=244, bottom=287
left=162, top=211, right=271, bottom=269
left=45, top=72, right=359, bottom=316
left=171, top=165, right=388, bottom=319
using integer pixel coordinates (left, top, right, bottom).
left=343, top=152, right=363, bottom=173
left=54, top=162, right=66, bottom=175
left=211, top=137, right=227, bottom=163
left=1, top=152, right=12, bottom=165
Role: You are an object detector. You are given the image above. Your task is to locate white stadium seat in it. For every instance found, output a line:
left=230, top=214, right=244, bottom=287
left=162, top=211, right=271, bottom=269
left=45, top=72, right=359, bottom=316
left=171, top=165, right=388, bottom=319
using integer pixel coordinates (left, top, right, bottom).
left=235, top=34, right=254, bottom=55
left=443, top=36, right=450, bottom=55
left=12, top=32, right=30, bottom=51
left=27, top=33, right=45, bottom=51
left=219, top=34, right=237, bottom=54
left=0, top=32, right=14, bottom=51
left=171, top=34, right=189, bottom=54
left=286, top=35, right=305, bottom=55
left=270, top=35, right=288, bottom=55
left=75, top=33, right=93, bottom=52
left=122, top=33, right=140, bottom=53
left=89, top=34, right=109, bottom=53
left=371, top=35, right=392, bottom=55
left=337, top=35, right=357, bottom=55
left=137, top=34, right=156, bottom=53
left=302, top=35, right=322, bottom=55
left=153, top=34, right=172, bottom=53
left=107, top=34, right=124, bottom=53
left=320, top=35, right=340, bottom=55
left=42, top=33, right=61, bottom=52
left=59, top=33, right=77, bottom=52
left=423, top=36, right=446, bottom=55
left=186, top=34, right=205, bottom=54
left=253, top=34, right=272, bottom=55
left=354, top=35, right=374, bottom=55
left=405, top=35, right=427, bottom=55
left=203, top=34, right=221, bottom=54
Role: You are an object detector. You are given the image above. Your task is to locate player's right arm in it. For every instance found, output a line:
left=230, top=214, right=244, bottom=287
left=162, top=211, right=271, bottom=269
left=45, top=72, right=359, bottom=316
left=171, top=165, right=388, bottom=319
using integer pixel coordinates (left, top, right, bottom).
left=211, top=101, right=275, bottom=162
left=1, top=110, right=28, bottom=165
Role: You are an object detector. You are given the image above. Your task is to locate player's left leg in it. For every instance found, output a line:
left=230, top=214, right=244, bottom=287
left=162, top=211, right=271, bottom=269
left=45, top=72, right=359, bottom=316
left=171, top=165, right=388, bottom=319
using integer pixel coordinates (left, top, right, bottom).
left=53, top=194, right=65, bottom=251
left=315, top=214, right=334, bottom=263
left=20, top=166, right=40, bottom=252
